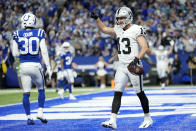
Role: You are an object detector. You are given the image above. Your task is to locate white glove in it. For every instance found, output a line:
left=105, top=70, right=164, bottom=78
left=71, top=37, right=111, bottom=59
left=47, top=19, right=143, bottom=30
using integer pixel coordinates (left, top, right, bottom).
left=46, top=67, right=52, bottom=80
left=170, top=40, right=174, bottom=46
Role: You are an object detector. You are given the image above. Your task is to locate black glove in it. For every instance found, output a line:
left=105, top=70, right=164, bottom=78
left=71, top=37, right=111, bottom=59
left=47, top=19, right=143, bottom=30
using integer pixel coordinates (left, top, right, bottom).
left=128, top=57, right=139, bottom=68
left=90, top=12, right=99, bottom=20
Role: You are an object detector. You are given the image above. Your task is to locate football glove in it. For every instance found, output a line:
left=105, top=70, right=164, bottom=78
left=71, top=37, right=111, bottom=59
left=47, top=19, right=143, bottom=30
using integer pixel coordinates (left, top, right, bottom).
left=127, top=57, right=144, bottom=75
left=46, top=67, right=52, bottom=80
left=90, top=12, right=99, bottom=20
left=128, top=57, right=139, bottom=68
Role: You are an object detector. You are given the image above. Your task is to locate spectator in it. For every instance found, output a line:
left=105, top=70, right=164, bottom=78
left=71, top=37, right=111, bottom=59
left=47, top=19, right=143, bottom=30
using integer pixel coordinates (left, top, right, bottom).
left=186, top=53, right=196, bottom=85
left=95, top=56, right=109, bottom=88
left=0, top=46, right=5, bottom=88
left=172, top=54, right=181, bottom=75
left=182, top=34, right=196, bottom=53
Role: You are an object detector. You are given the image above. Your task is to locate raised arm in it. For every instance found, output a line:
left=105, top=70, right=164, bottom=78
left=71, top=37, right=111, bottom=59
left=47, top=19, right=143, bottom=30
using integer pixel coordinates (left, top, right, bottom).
left=91, top=12, right=115, bottom=35
left=167, top=45, right=174, bottom=56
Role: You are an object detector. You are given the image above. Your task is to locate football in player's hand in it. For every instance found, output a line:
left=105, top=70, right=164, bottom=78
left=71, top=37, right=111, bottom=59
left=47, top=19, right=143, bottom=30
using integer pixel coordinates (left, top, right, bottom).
left=127, top=65, right=144, bottom=75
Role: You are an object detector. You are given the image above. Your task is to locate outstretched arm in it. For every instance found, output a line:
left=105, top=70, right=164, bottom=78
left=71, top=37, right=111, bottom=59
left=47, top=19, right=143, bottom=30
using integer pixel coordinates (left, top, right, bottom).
left=167, top=45, right=174, bottom=56
left=91, top=12, right=115, bottom=35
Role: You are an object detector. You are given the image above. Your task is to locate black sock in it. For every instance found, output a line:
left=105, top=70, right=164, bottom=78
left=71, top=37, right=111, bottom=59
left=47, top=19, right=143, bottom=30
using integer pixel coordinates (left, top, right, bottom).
left=137, top=91, right=149, bottom=113
left=112, top=92, right=123, bottom=114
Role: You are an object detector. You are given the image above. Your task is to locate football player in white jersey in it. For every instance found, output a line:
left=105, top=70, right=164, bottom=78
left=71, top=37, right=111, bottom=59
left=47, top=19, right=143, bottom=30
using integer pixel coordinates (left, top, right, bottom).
left=148, top=44, right=174, bottom=89
left=91, top=7, right=153, bottom=129
left=12, top=13, right=52, bottom=125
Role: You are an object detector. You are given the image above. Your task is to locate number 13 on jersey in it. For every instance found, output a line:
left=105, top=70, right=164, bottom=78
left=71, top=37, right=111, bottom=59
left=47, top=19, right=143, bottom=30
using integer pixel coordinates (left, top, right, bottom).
left=117, top=37, right=131, bottom=54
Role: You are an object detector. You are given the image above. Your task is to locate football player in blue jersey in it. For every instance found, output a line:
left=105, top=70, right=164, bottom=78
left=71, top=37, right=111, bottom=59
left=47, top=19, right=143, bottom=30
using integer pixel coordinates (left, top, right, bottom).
left=53, top=51, right=66, bottom=99
left=59, top=42, right=77, bottom=100
left=12, top=13, right=52, bottom=125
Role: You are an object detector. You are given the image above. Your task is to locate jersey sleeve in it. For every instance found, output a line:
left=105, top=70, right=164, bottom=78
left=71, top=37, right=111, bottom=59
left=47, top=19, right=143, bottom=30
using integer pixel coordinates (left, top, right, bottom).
left=13, top=31, right=18, bottom=41
left=38, top=29, right=45, bottom=39
left=60, top=54, right=64, bottom=60
left=134, top=25, right=147, bottom=38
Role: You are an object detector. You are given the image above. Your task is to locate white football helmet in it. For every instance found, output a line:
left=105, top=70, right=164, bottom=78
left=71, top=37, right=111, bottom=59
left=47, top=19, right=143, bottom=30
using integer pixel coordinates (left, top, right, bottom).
left=62, top=42, right=70, bottom=52
left=115, top=6, right=133, bottom=28
left=21, top=13, right=37, bottom=29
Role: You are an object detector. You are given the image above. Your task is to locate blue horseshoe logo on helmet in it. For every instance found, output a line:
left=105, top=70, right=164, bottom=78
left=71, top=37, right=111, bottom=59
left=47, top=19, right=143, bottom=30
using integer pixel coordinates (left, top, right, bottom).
left=23, top=15, right=30, bottom=21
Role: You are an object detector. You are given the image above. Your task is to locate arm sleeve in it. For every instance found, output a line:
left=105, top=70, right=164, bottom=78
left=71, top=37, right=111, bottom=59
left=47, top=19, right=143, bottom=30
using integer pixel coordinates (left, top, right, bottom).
left=135, top=26, right=147, bottom=38
left=12, top=40, right=19, bottom=57
left=12, top=31, right=19, bottom=57
left=40, top=38, right=51, bottom=69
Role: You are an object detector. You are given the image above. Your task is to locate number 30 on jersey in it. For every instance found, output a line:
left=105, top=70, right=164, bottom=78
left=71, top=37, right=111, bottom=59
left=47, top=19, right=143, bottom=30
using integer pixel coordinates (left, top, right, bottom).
left=19, top=37, right=39, bottom=55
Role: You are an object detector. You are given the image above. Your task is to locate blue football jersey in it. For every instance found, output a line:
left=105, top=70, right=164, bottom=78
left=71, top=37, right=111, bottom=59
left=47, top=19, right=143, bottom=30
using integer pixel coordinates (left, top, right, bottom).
left=61, top=51, right=72, bottom=69
left=13, top=29, right=45, bottom=63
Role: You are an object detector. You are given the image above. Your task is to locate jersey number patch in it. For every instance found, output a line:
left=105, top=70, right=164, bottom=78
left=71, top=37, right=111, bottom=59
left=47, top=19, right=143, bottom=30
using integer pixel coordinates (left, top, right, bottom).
left=19, top=37, right=39, bottom=55
left=117, top=37, right=131, bottom=54
left=65, top=56, right=72, bottom=65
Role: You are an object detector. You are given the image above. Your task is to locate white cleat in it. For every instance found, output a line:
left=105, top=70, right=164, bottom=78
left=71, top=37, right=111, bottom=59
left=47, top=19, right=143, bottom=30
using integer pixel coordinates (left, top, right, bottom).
left=69, top=94, right=76, bottom=100
left=101, top=120, right=117, bottom=129
left=58, top=89, right=64, bottom=99
left=37, top=108, right=47, bottom=123
left=139, top=117, right=153, bottom=128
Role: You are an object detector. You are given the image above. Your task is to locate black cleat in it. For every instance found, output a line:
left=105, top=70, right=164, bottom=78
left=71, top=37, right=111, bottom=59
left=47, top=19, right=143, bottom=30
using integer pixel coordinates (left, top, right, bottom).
left=27, top=119, right=35, bottom=125
left=37, top=116, right=48, bottom=123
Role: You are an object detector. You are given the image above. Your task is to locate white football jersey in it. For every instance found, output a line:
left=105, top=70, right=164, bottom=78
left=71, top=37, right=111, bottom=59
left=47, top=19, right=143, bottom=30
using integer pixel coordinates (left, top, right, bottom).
left=154, top=50, right=168, bottom=67
left=114, top=24, right=146, bottom=64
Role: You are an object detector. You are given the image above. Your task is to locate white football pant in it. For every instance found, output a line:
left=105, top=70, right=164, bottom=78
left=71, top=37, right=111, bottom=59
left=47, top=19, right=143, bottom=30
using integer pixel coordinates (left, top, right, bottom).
left=20, top=62, right=45, bottom=92
left=114, top=62, right=143, bottom=93
left=63, top=69, right=74, bottom=83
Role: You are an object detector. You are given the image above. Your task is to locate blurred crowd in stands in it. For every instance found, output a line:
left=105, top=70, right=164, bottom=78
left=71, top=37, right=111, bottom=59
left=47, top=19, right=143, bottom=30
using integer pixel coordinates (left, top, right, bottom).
left=0, top=0, right=195, bottom=86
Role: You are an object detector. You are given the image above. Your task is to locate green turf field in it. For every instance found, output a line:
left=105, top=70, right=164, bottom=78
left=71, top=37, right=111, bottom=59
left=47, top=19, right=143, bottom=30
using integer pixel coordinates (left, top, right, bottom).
left=0, top=87, right=110, bottom=106
left=0, top=85, right=193, bottom=106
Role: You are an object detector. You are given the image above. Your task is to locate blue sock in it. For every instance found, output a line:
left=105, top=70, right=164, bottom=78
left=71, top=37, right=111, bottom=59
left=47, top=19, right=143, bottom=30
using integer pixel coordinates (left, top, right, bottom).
left=57, top=80, right=62, bottom=89
left=38, top=89, right=45, bottom=108
left=23, top=93, right=30, bottom=115
left=63, top=81, right=67, bottom=91
left=67, top=84, right=72, bottom=93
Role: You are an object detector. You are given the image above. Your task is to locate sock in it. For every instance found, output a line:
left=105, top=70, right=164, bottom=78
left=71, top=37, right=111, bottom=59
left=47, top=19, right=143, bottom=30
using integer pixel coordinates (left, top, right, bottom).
left=23, top=93, right=30, bottom=116
left=67, top=84, right=72, bottom=93
left=38, top=107, right=43, bottom=117
left=27, top=115, right=32, bottom=119
left=112, top=92, right=123, bottom=114
left=144, top=113, right=150, bottom=117
left=38, top=89, right=45, bottom=108
left=57, top=80, right=61, bottom=89
left=62, top=81, right=67, bottom=91
left=110, top=113, right=117, bottom=122
left=137, top=91, right=149, bottom=113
